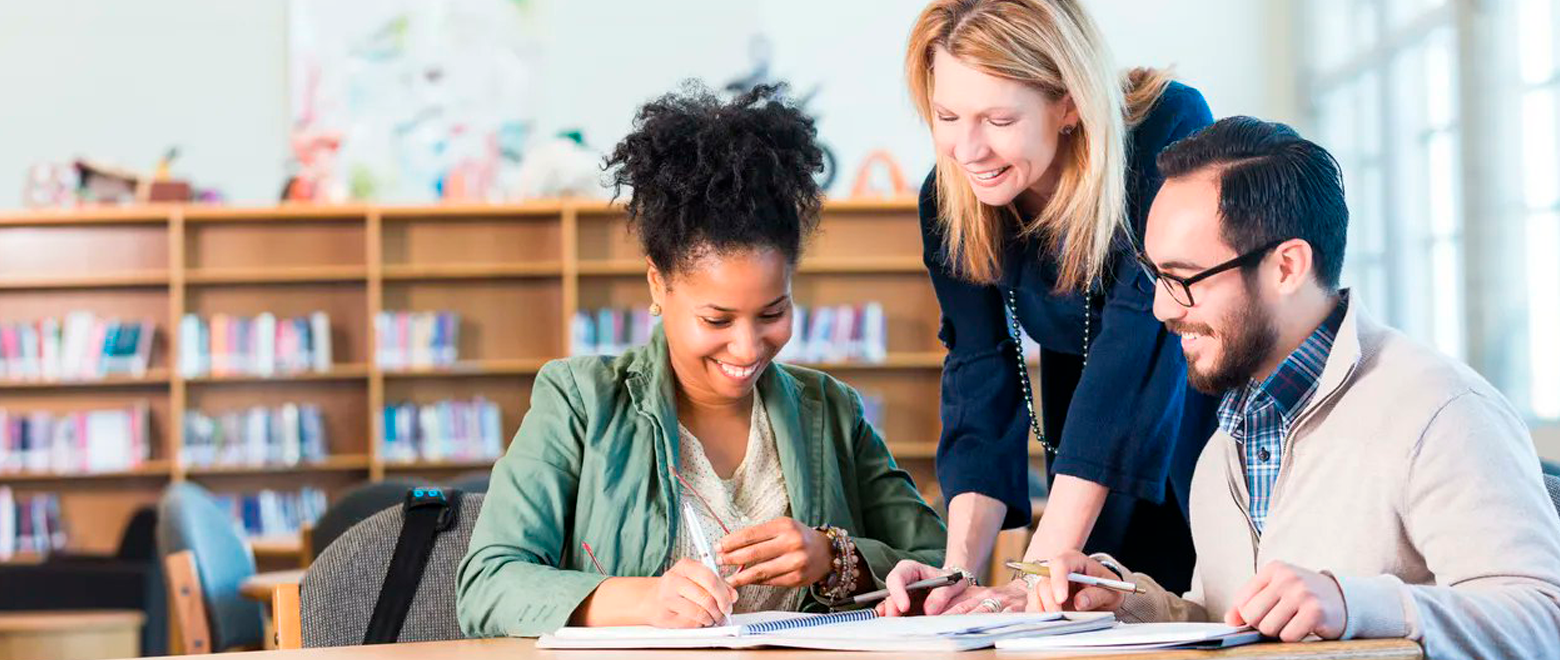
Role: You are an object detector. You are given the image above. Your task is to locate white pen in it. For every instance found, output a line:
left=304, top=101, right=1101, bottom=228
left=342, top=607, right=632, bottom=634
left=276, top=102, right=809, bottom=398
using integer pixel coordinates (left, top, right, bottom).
left=1006, top=561, right=1147, bottom=594
left=681, top=501, right=731, bottom=625
left=683, top=501, right=723, bottom=576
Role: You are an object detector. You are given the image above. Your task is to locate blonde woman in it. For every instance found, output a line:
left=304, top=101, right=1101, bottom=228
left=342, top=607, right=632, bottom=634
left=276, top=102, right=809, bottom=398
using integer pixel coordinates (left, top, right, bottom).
left=881, top=0, right=1218, bottom=615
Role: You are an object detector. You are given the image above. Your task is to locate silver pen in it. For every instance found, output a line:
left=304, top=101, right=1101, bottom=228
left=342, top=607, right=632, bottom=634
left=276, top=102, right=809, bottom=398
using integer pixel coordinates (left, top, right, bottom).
left=683, top=500, right=723, bottom=576
left=681, top=501, right=731, bottom=625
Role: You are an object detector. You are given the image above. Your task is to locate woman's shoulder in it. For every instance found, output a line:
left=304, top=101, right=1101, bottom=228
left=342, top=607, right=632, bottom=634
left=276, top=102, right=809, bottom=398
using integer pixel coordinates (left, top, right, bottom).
left=1129, top=81, right=1214, bottom=159
left=1140, top=81, right=1213, bottom=132
left=772, top=362, right=868, bottom=417
left=534, top=352, right=639, bottom=405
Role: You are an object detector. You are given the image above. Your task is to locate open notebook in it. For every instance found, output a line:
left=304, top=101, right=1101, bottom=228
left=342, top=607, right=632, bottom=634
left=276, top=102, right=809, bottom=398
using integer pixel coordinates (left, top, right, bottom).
left=994, top=622, right=1263, bottom=652
left=537, top=610, right=1117, bottom=651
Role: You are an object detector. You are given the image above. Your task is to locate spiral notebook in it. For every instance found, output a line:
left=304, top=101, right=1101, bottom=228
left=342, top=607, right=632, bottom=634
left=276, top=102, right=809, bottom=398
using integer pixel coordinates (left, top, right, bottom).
left=536, top=610, right=1116, bottom=651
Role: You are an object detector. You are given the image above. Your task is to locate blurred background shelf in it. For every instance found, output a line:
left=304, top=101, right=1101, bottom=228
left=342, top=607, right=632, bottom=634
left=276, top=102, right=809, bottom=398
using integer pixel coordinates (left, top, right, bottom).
left=0, top=198, right=983, bottom=563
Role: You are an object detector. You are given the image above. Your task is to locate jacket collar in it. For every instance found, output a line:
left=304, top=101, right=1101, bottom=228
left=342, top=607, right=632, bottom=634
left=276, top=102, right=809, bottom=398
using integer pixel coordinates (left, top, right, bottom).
left=622, top=327, right=823, bottom=526
left=1290, top=290, right=1370, bottom=429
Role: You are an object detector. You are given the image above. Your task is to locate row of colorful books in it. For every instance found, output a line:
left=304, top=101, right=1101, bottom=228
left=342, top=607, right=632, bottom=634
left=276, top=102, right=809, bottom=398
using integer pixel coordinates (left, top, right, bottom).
left=0, top=313, right=155, bottom=382
left=775, top=302, right=888, bottom=364
left=569, top=307, right=657, bottom=357
left=374, top=311, right=461, bottom=370
left=0, top=404, right=152, bottom=476
left=211, top=487, right=328, bottom=539
left=569, top=302, right=889, bottom=364
left=182, top=403, right=329, bottom=468
left=0, top=488, right=65, bottom=559
left=381, top=398, right=504, bottom=464
left=178, top=312, right=334, bottom=378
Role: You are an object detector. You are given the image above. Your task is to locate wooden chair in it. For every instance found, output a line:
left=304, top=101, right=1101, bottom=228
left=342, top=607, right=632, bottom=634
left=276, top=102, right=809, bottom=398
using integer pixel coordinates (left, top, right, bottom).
left=156, top=483, right=265, bottom=653
left=163, top=550, right=213, bottom=654
left=272, top=582, right=302, bottom=650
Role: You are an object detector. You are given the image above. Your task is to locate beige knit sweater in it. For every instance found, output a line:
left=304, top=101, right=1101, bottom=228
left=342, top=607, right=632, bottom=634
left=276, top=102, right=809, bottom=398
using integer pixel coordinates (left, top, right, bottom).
left=1111, top=295, right=1560, bottom=660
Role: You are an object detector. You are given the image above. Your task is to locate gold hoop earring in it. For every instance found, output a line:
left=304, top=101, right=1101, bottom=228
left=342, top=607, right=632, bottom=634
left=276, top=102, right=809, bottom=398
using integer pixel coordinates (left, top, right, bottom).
left=649, top=303, right=662, bottom=316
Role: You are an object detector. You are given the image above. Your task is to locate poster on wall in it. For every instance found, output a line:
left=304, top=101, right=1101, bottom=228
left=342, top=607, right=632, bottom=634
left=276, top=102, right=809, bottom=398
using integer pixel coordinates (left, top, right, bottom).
left=287, top=0, right=542, bottom=203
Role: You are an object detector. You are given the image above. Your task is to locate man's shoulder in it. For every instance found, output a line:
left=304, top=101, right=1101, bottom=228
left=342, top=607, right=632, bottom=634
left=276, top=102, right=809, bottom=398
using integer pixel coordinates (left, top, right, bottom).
left=1347, top=320, right=1521, bottom=435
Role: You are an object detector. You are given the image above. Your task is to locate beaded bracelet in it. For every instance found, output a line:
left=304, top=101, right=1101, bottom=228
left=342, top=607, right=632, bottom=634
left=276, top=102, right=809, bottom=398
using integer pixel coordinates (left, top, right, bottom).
left=811, top=525, right=860, bottom=603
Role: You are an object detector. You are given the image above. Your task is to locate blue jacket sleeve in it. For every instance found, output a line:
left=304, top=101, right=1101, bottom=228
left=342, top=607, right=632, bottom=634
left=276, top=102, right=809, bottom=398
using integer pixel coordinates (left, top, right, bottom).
left=1046, top=83, right=1215, bottom=502
left=920, top=173, right=1036, bottom=530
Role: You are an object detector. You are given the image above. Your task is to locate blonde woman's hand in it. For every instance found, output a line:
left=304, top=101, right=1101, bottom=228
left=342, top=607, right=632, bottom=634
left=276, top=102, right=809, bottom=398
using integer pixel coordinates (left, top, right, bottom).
left=1023, top=551, right=1126, bottom=613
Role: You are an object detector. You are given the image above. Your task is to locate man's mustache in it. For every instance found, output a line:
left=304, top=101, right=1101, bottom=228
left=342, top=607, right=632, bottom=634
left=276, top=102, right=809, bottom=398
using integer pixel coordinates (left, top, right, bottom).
left=1166, top=322, right=1215, bottom=337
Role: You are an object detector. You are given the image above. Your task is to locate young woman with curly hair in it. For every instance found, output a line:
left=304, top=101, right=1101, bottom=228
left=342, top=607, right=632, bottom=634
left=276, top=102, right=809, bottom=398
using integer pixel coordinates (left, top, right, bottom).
left=456, top=84, right=947, bottom=637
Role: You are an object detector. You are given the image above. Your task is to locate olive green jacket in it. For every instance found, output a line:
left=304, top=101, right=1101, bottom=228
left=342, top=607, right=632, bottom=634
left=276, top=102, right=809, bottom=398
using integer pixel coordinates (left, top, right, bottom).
left=456, top=330, right=947, bottom=637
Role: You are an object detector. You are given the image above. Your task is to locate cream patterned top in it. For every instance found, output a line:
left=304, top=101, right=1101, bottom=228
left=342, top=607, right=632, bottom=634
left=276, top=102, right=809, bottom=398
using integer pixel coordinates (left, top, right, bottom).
left=671, top=389, right=805, bottom=613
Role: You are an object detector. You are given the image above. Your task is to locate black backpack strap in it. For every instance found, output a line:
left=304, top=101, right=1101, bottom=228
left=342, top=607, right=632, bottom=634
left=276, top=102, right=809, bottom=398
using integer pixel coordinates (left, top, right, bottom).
left=362, top=487, right=461, bottom=645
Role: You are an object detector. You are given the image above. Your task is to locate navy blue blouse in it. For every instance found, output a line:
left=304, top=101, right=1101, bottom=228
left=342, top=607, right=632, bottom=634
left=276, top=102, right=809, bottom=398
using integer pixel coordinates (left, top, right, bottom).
left=923, top=82, right=1220, bottom=530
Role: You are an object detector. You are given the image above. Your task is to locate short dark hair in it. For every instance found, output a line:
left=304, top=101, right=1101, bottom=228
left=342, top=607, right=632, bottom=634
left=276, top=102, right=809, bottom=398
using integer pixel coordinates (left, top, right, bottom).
left=1156, top=116, right=1348, bottom=290
left=604, top=82, right=824, bottom=277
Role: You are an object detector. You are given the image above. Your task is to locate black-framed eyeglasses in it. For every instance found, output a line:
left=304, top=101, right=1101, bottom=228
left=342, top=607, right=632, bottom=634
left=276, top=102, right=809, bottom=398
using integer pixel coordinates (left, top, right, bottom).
left=1136, top=239, right=1286, bottom=307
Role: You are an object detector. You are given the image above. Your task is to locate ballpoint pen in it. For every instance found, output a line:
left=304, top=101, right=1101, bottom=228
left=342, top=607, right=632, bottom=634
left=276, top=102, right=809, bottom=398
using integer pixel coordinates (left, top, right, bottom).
left=1006, top=561, right=1147, bottom=595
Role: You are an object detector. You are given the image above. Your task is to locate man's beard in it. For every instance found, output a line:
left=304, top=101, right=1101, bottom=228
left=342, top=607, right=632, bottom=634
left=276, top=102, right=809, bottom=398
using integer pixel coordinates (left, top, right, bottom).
left=1170, top=289, right=1277, bottom=395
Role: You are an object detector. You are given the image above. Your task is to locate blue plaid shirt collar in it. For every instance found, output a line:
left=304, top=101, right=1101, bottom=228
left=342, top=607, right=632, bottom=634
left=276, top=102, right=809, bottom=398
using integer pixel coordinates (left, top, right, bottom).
left=1218, top=294, right=1349, bottom=436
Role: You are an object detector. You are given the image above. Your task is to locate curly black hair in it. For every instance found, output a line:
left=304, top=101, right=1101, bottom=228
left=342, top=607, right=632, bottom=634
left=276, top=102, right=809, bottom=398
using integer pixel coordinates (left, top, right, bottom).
left=604, top=82, right=825, bottom=278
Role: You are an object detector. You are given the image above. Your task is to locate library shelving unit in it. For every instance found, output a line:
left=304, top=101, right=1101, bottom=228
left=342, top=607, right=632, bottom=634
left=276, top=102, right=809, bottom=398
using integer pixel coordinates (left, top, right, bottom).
left=0, top=199, right=1044, bottom=564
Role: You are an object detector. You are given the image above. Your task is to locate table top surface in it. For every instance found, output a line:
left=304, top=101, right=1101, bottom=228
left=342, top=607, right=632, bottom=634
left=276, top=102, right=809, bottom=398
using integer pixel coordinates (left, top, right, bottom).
left=0, top=609, right=145, bottom=632
left=241, top=568, right=308, bottom=601
left=132, top=636, right=1421, bottom=660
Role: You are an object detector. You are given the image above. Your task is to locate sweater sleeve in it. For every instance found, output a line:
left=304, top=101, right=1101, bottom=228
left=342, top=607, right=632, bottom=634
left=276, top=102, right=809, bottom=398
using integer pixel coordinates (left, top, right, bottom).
left=1331, top=390, right=1560, bottom=659
left=1094, top=552, right=1212, bottom=624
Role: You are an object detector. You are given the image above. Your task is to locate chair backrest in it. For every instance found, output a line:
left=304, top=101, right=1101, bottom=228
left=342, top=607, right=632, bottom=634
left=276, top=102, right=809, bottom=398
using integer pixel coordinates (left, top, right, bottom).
left=164, top=550, right=213, bottom=654
left=155, top=482, right=264, bottom=652
left=1544, top=473, right=1560, bottom=520
left=299, top=492, right=483, bottom=647
left=306, top=479, right=428, bottom=562
left=444, top=469, right=491, bottom=494
left=116, top=506, right=159, bottom=562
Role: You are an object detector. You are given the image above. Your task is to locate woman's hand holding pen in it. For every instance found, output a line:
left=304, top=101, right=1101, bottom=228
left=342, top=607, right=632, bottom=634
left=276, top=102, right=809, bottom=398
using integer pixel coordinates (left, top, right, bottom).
left=877, top=561, right=971, bottom=616
left=1026, top=551, right=1126, bottom=613
left=643, top=558, right=737, bottom=628
left=717, top=517, right=832, bottom=588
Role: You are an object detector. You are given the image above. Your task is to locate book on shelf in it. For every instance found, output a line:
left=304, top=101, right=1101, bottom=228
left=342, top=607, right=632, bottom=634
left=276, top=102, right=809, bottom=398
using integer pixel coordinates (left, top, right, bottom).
left=859, top=391, right=885, bottom=429
left=182, top=403, right=329, bottom=469
left=0, top=403, right=152, bottom=476
left=179, top=312, right=333, bottom=377
left=381, top=397, right=503, bottom=464
left=0, top=313, right=155, bottom=382
left=0, top=487, right=66, bottom=560
left=776, top=302, right=887, bottom=364
left=571, top=307, right=656, bottom=356
left=211, top=487, right=327, bottom=539
left=374, top=311, right=460, bottom=370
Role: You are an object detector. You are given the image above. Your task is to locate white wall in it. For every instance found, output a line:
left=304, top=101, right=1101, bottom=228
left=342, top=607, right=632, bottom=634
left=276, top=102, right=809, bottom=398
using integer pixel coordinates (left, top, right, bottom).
left=0, top=0, right=289, bottom=207
left=0, top=0, right=1297, bottom=207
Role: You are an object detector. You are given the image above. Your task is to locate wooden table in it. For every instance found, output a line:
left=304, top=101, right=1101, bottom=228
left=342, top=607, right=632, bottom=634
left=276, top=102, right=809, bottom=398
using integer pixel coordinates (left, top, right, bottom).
left=0, top=610, right=144, bottom=660
left=241, top=568, right=308, bottom=602
left=130, top=636, right=1422, bottom=660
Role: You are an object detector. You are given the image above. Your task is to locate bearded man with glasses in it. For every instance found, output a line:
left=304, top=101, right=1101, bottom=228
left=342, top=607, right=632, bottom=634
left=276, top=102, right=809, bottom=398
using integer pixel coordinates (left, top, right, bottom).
left=1028, top=116, right=1560, bottom=660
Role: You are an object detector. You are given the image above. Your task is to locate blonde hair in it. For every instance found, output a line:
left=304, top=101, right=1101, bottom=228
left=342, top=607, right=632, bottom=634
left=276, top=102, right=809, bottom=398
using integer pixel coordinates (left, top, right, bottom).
left=906, top=0, right=1173, bottom=290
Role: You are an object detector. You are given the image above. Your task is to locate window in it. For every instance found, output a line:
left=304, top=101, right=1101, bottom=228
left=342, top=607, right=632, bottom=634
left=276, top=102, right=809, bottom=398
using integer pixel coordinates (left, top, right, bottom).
left=1308, top=1, right=1465, bottom=358
left=1517, top=0, right=1560, bottom=418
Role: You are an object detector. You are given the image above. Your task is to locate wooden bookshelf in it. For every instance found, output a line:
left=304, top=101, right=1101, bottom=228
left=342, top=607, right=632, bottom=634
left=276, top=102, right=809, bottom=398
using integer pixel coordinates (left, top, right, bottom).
left=0, top=198, right=1023, bottom=557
